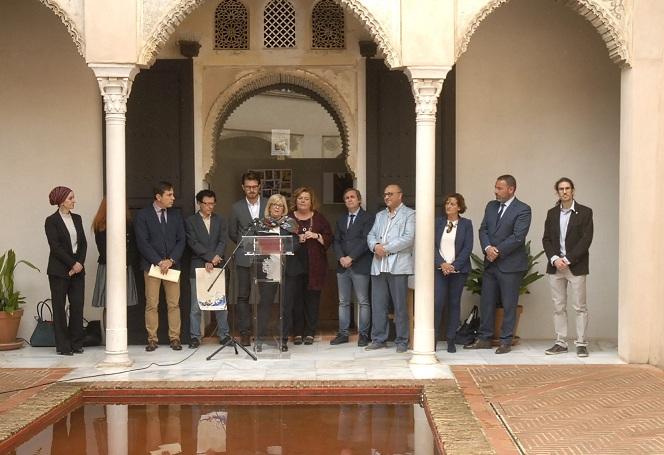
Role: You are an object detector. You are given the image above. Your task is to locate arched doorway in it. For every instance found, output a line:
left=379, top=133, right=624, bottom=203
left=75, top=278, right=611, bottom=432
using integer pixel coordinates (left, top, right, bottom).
left=209, top=84, right=350, bottom=332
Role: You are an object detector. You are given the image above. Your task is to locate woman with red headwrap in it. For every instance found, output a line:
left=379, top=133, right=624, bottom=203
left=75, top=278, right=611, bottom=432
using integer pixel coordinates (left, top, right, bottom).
left=44, top=186, right=87, bottom=355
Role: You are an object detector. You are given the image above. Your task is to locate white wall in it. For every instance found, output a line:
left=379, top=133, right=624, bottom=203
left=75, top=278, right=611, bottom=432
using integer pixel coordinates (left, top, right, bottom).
left=456, top=0, right=620, bottom=340
left=0, top=0, right=103, bottom=340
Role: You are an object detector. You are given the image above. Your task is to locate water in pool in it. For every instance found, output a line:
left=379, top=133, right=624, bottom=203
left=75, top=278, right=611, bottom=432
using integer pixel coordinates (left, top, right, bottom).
left=12, top=403, right=439, bottom=454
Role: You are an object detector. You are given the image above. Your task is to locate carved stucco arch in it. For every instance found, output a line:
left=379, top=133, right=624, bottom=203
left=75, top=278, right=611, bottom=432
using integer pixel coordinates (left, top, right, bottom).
left=138, top=0, right=398, bottom=67
left=38, top=0, right=85, bottom=56
left=203, top=69, right=356, bottom=182
left=457, top=0, right=630, bottom=67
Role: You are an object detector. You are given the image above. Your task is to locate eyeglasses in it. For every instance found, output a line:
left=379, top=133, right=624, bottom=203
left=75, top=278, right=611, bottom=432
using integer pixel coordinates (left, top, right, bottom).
left=446, top=221, right=455, bottom=233
left=200, top=201, right=216, bottom=206
left=383, top=191, right=402, bottom=197
left=271, top=203, right=284, bottom=208
left=244, top=185, right=260, bottom=190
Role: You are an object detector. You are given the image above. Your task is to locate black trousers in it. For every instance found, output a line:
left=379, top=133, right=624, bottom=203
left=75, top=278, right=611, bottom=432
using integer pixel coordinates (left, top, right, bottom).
left=287, top=274, right=322, bottom=338
left=235, top=266, right=252, bottom=335
left=48, top=273, right=85, bottom=353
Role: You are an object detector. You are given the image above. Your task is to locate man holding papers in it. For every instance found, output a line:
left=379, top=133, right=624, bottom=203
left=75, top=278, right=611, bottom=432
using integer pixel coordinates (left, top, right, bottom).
left=135, top=181, right=186, bottom=352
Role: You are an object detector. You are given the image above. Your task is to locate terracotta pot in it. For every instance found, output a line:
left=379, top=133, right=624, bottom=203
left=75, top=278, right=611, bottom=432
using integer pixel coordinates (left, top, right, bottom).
left=492, top=304, right=523, bottom=346
left=0, top=308, right=23, bottom=344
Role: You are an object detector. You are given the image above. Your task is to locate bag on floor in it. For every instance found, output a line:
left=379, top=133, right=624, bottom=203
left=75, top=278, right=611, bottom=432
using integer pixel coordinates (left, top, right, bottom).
left=456, top=305, right=480, bottom=345
left=29, top=299, right=56, bottom=347
left=83, top=319, right=103, bottom=346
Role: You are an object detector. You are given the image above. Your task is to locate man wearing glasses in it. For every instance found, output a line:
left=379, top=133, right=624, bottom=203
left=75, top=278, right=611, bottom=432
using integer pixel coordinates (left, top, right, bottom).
left=229, top=171, right=267, bottom=346
left=366, top=184, right=415, bottom=353
left=542, top=178, right=594, bottom=357
left=186, top=189, right=229, bottom=348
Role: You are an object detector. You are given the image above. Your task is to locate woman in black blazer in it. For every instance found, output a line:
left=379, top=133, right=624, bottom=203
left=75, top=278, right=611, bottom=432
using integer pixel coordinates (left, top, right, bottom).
left=44, top=186, right=87, bottom=355
left=434, top=193, right=473, bottom=353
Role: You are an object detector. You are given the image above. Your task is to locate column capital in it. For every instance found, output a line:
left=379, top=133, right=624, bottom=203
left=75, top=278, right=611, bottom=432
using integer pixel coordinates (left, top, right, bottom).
left=404, top=66, right=450, bottom=119
left=89, top=64, right=140, bottom=114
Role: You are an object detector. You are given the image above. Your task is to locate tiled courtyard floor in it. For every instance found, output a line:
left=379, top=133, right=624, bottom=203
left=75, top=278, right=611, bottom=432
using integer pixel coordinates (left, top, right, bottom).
left=453, top=364, right=664, bottom=454
left=2, top=340, right=664, bottom=454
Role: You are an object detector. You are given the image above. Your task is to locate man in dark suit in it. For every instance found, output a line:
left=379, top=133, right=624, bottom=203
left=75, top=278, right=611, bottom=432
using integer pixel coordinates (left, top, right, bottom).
left=134, top=181, right=186, bottom=351
left=542, top=177, right=594, bottom=357
left=229, top=171, right=267, bottom=346
left=186, top=189, right=229, bottom=349
left=330, top=188, right=375, bottom=347
left=465, top=174, right=532, bottom=354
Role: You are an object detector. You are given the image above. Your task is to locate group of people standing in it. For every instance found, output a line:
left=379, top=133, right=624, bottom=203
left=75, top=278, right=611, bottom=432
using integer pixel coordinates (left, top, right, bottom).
left=44, top=172, right=593, bottom=357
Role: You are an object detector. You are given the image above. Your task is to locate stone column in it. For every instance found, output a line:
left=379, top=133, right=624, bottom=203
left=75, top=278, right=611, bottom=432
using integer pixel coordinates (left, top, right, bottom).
left=90, top=64, right=139, bottom=368
left=405, top=67, right=449, bottom=365
left=357, top=41, right=376, bottom=203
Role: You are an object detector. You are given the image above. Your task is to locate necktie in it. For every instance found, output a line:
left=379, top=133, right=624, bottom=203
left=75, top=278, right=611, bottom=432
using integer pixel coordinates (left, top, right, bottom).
left=348, top=213, right=355, bottom=229
left=159, top=209, right=166, bottom=233
left=497, top=203, right=506, bottom=219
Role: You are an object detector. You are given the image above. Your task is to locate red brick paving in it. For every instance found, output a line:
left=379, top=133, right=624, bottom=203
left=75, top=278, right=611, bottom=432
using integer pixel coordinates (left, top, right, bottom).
left=0, top=369, right=70, bottom=414
left=453, top=365, right=664, bottom=454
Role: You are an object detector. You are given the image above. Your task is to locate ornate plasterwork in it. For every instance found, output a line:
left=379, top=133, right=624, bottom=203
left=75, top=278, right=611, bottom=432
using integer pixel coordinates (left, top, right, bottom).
left=203, top=69, right=356, bottom=181
left=139, top=0, right=399, bottom=67
left=38, top=0, right=85, bottom=56
left=456, top=0, right=630, bottom=67
left=409, top=78, right=444, bottom=122
left=90, top=65, right=140, bottom=116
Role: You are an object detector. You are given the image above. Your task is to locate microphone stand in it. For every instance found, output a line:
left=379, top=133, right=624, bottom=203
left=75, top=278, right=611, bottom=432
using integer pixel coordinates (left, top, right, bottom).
left=206, top=219, right=260, bottom=361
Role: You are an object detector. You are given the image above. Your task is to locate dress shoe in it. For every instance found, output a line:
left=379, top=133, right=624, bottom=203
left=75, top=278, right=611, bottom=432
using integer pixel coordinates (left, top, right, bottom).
left=357, top=334, right=369, bottom=347
left=364, top=342, right=387, bottom=351
left=189, top=338, right=200, bottom=349
left=330, top=334, right=349, bottom=345
left=463, top=338, right=492, bottom=349
left=293, top=336, right=303, bottom=345
left=219, top=335, right=232, bottom=346
left=170, top=339, right=182, bottom=351
left=145, top=341, right=158, bottom=352
left=447, top=341, right=457, bottom=353
left=304, top=336, right=314, bottom=345
left=57, top=351, right=74, bottom=356
left=281, top=341, right=289, bottom=352
left=240, top=334, right=251, bottom=346
left=576, top=345, right=589, bottom=357
left=396, top=344, right=408, bottom=353
left=72, top=347, right=84, bottom=354
left=495, top=344, right=511, bottom=354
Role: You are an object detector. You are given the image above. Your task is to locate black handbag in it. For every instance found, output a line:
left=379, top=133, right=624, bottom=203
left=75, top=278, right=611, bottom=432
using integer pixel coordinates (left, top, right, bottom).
left=83, top=319, right=103, bottom=347
left=456, top=305, right=480, bottom=345
left=29, top=299, right=56, bottom=347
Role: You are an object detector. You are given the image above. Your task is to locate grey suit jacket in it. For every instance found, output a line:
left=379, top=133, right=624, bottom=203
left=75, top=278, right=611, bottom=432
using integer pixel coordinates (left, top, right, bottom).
left=229, top=197, right=267, bottom=267
left=185, top=212, right=228, bottom=273
left=478, top=198, right=532, bottom=273
left=367, top=204, right=415, bottom=276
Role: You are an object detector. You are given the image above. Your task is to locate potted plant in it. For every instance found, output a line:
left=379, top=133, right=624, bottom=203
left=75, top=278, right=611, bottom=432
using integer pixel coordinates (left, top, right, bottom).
left=465, top=240, right=545, bottom=345
left=0, top=249, right=40, bottom=349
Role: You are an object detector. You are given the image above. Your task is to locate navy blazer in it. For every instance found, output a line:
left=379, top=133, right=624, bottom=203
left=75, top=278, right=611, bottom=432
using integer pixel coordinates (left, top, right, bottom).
left=185, top=212, right=228, bottom=273
left=478, top=198, right=532, bottom=273
left=134, top=205, right=186, bottom=272
left=45, top=210, right=87, bottom=278
left=434, top=216, right=473, bottom=274
left=333, top=208, right=375, bottom=274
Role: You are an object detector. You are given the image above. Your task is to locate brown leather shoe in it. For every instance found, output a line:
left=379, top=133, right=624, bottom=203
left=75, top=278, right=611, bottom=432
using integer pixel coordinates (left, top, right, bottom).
left=145, top=341, right=158, bottom=352
left=495, top=344, right=511, bottom=354
left=240, top=334, right=251, bottom=346
left=463, top=338, right=492, bottom=349
left=170, top=339, right=182, bottom=351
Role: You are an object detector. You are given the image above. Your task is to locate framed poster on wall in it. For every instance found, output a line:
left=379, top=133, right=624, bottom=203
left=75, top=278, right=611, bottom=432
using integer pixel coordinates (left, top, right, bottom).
left=253, top=169, right=293, bottom=199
